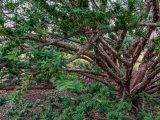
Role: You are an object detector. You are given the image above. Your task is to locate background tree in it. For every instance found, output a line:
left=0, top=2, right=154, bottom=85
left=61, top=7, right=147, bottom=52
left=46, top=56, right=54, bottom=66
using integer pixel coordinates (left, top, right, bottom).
left=0, top=0, right=160, bottom=118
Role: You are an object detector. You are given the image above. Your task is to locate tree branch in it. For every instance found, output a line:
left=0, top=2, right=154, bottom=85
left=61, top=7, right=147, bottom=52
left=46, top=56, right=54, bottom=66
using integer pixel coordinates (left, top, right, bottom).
left=146, top=86, right=160, bottom=94
left=143, top=44, right=155, bottom=62
left=151, top=0, right=160, bottom=22
left=139, top=23, right=160, bottom=27
left=98, top=37, right=130, bottom=66
left=94, top=44, right=124, bottom=76
left=148, top=76, right=160, bottom=87
left=80, top=73, right=109, bottom=86
left=115, top=30, right=127, bottom=51
left=65, top=33, right=100, bottom=63
left=130, top=63, right=148, bottom=91
left=130, top=57, right=159, bottom=95
left=0, top=85, right=55, bottom=90
left=145, top=83, right=160, bottom=91
left=65, top=68, right=108, bottom=77
left=24, top=33, right=94, bottom=59
left=35, top=37, right=67, bottom=48
left=97, top=53, right=123, bottom=84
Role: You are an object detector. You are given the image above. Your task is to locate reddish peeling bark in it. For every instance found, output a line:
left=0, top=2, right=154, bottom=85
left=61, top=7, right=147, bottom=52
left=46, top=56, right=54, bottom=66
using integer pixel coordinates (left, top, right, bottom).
left=20, top=1, right=160, bottom=107
left=0, top=0, right=160, bottom=118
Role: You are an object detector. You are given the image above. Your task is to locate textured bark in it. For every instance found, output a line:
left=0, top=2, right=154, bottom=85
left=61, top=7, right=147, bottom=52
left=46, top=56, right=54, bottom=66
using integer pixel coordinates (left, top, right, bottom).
left=0, top=1, right=160, bottom=118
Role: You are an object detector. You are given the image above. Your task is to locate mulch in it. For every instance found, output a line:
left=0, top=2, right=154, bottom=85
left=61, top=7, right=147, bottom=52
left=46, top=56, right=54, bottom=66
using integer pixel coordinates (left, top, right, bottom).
left=0, top=89, right=56, bottom=120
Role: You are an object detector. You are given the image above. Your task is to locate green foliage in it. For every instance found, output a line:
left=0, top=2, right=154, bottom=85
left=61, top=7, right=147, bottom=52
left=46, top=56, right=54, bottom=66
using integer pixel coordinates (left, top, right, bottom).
left=0, top=0, right=159, bottom=119
left=0, top=15, right=4, bottom=26
left=0, top=96, right=7, bottom=106
left=0, top=0, right=146, bottom=85
left=155, top=39, right=160, bottom=56
left=3, top=84, right=130, bottom=120
left=138, top=111, right=154, bottom=120
left=3, top=83, right=159, bottom=120
left=54, top=74, right=83, bottom=91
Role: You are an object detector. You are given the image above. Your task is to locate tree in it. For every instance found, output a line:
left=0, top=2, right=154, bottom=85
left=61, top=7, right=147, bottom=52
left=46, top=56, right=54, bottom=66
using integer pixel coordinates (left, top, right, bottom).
left=0, top=0, right=160, bottom=118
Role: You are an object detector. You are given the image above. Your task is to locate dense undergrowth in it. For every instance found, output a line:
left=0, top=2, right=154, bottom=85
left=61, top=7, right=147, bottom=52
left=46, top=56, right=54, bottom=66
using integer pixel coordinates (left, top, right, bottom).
left=0, top=83, right=160, bottom=120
